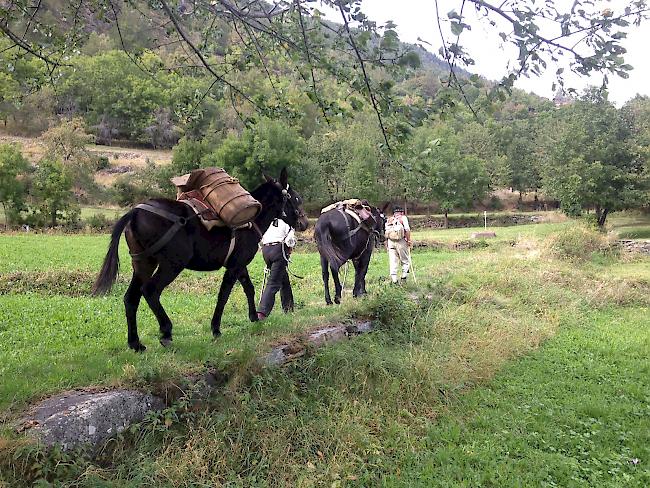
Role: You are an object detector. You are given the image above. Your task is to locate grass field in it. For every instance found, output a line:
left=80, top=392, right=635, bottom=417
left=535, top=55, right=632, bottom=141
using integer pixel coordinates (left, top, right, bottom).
left=0, top=216, right=649, bottom=486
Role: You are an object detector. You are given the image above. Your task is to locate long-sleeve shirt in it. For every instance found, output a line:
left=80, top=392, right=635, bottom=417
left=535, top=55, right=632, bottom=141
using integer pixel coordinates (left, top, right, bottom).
left=261, top=219, right=296, bottom=247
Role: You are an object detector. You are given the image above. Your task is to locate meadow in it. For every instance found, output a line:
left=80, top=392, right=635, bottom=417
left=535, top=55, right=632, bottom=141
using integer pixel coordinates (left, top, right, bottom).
left=0, top=214, right=649, bottom=486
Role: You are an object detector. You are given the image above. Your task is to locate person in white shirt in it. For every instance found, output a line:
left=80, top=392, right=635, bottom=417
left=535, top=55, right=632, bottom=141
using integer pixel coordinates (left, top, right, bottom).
left=385, top=205, right=411, bottom=283
left=257, top=218, right=297, bottom=320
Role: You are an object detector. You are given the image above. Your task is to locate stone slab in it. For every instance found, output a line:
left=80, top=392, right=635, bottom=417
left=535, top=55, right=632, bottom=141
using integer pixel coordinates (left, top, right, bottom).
left=25, top=389, right=164, bottom=450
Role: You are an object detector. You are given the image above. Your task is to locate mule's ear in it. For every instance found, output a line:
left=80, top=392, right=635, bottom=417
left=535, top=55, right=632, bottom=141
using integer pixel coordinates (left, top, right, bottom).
left=279, top=167, right=288, bottom=188
left=381, top=202, right=391, bottom=213
left=263, top=173, right=274, bottom=183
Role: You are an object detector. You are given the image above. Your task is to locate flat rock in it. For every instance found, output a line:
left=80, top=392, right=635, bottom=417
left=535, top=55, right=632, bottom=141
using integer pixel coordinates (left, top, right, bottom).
left=25, top=389, right=164, bottom=450
left=471, top=231, right=497, bottom=239
left=262, top=320, right=374, bottom=366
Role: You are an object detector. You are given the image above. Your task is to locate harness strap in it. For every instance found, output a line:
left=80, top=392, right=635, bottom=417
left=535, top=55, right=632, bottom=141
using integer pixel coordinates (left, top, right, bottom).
left=335, top=207, right=376, bottom=262
left=130, top=203, right=193, bottom=261
left=223, top=221, right=263, bottom=267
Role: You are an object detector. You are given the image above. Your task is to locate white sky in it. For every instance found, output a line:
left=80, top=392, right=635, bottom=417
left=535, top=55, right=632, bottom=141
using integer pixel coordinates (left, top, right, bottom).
left=323, top=0, right=650, bottom=106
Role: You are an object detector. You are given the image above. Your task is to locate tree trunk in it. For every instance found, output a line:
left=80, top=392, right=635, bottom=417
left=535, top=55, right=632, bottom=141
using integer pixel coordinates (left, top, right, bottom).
left=597, top=208, right=609, bottom=228
left=2, top=202, right=7, bottom=230
left=444, top=210, right=449, bottom=229
left=51, top=209, right=57, bottom=228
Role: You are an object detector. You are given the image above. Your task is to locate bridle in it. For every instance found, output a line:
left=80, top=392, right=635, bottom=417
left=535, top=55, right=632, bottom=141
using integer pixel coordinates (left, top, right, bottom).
left=277, top=183, right=306, bottom=226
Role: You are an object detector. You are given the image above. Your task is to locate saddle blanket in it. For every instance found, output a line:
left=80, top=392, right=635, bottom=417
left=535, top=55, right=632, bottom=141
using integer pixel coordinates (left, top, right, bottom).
left=321, top=199, right=372, bottom=221
left=178, top=190, right=224, bottom=231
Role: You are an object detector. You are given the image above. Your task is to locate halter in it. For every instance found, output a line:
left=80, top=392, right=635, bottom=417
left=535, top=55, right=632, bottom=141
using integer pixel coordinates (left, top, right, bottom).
left=278, top=184, right=306, bottom=225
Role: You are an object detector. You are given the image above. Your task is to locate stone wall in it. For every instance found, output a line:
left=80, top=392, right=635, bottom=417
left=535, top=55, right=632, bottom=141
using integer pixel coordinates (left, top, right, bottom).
left=618, top=240, right=650, bottom=254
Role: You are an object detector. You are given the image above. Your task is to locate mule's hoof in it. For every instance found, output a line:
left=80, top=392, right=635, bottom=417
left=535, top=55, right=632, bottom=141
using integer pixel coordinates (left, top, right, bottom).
left=160, top=338, right=173, bottom=348
left=212, top=331, right=222, bottom=340
left=250, top=314, right=259, bottom=323
left=325, top=300, right=333, bottom=305
left=334, top=298, right=341, bottom=304
left=129, top=342, right=146, bottom=353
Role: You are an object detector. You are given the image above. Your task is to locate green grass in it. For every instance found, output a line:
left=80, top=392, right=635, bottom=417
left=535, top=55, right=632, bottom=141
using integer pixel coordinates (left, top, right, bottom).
left=1, top=221, right=649, bottom=486
left=609, top=211, right=650, bottom=240
left=411, top=220, right=573, bottom=243
left=0, top=233, right=456, bottom=411
left=381, top=306, right=650, bottom=486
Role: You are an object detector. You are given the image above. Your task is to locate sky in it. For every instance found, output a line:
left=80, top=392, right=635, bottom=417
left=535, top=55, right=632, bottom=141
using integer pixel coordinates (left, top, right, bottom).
left=323, top=0, right=650, bottom=106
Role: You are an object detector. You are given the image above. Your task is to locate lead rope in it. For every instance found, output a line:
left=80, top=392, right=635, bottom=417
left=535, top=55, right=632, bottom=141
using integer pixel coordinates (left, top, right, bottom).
left=281, top=236, right=305, bottom=280
left=258, top=266, right=270, bottom=308
left=341, top=261, right=350, bottom=297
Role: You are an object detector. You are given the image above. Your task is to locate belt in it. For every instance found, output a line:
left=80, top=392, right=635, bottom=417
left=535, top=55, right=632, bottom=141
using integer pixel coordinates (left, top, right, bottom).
left=263, top=242, right=283, bottom=247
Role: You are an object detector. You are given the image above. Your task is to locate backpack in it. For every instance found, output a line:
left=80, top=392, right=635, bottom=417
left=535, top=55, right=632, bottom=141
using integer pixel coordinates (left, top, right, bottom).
left=385, top=216, right=405, bottom=241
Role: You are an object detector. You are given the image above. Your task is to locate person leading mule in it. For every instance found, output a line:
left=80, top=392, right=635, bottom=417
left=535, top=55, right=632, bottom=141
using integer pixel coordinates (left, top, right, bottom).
left=257, top=217, right=297, bottom=320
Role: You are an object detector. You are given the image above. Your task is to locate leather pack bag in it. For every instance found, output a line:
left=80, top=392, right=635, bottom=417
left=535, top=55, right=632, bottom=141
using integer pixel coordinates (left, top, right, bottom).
left=171, top=168, right=261, bottom=227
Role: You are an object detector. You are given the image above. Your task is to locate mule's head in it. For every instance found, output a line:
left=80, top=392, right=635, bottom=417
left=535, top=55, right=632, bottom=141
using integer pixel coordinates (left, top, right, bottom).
left=371, top=206, right=387, bottom=243
left=263, top=168, right=309, bottom=232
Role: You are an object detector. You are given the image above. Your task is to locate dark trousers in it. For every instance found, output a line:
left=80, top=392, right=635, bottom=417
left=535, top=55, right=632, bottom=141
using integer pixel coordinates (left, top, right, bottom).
left=258, top=244, right=294, bottom=316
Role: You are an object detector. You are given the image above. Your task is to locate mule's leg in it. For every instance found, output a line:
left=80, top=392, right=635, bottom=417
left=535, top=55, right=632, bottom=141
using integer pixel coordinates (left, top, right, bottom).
left=352, top=251, right=372, bottom=297
left=125, top=261, right=155, bottom=352
left=211, top=268, right=238, bottom=338
left=352, top=259, right=362, bottom=298
left=141, top=263, right=183, bottom=347
left=331, top=266, right=342, bottom=304
left=237, top=268, right=259, bottom=323
left=321, top=254, right=333, bottom=305
left=124, top=274, right=146, bottom=352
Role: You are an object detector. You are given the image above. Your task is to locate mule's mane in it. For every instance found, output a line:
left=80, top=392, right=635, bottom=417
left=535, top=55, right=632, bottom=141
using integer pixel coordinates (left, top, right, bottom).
left=250, top=181, right=278, bottom=203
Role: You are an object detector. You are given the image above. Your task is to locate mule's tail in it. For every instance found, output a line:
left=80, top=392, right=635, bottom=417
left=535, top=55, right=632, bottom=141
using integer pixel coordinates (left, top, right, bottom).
left=315, top=222, right=345, bottom=272
left=93, top=210, right=134, bottom=296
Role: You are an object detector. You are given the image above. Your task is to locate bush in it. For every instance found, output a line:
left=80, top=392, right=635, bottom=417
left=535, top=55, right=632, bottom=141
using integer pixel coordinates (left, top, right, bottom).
left=545, top=225, right=612, bottom=261
left=359, top=286, right=422, bottom=340
left=95, top=156, right=110, bottom=171
left=86, top=213, right=113, bottom=230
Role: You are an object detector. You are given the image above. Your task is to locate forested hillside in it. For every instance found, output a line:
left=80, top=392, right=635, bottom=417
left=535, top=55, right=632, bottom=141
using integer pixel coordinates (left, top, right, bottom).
left=0, top=0, right=648, bottom=227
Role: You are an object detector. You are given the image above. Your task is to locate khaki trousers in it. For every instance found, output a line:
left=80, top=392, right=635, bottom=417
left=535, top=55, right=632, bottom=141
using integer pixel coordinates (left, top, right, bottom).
left=387, top=239, right=410, bottom=282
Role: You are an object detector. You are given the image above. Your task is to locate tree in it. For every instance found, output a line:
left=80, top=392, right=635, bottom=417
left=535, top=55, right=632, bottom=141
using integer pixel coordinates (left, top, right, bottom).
left=203, top=118, right=306, bottom=191
left=304, top=117, right=388, bottom=204
left=490, top=117, right=542, bottom=204
left=409, top=125, right=490, bottom=227
left=540, top=89, right=648, bottom=227
left=30, top=159, right=78, bottom=227
left=39, top=118, right=97, bottom=194
left=621, top=95, right=650, bottom=174
left=0, top=143, right=29, bottom=226
left=3, top=0, right=644, bottom=150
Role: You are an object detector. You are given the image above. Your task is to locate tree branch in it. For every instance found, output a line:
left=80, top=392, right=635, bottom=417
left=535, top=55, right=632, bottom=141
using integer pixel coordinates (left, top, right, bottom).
left=159, top=0, right=265, bottom=112
left=434, top=0, right=479, bottom=119
left=336, top=0, right=391, bottom=151
left=295, top=0, right=330, bottom=124
left=0, top=22, right=71, bottom=67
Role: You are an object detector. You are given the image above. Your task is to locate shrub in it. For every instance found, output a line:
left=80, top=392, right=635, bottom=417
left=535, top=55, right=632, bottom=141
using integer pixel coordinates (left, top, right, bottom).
left=95, top=156, right=110, bottom=171
left=359, top=286, right=422, bottom=340
left=544, top=225, right=612, bottom=261
left=86, top=213, right=113, bottom=230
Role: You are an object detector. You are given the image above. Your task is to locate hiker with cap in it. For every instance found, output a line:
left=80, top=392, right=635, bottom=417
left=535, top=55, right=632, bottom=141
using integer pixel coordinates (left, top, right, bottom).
left=257, top=217, right=297, bottom=320
left=385, top=205, right=411, bottom=283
